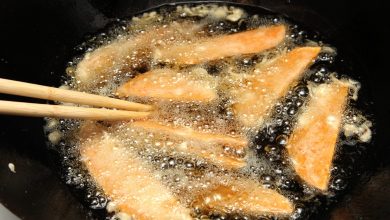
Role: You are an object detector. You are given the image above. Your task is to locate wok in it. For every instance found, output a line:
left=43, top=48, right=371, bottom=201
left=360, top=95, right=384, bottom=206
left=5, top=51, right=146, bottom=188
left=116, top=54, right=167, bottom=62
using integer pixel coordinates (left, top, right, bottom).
left=0, top=0, right=388, bottom=219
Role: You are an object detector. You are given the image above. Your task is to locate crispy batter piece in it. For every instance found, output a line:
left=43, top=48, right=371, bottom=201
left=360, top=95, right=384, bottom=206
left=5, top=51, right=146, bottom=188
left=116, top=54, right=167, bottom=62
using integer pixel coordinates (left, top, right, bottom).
left=192, top=178, right=294, bottom=216
left=231, top=47, right=321, bottom=128
left=79, top=123, right=192, bottom=220
left=129, top=120, right=247, bottom=169
left=154, top=25, right=286, bottom=64
left=286, top=79, right=350, bottom=191
left=117, top=68, right=218, bottom=102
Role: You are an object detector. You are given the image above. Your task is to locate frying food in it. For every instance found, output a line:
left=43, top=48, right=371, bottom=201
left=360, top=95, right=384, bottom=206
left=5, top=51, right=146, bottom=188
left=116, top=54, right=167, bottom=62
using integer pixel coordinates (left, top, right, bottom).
left=80, top=130, right=192, bottom=220
left=230, top=47, right=321, bottom=129
left=128, top=120, right=247, bottom=169
left=286, top=79, right=350, bottom=191
left=46, top=4, right=372, bottom=220
left=117, top=68, right=218, bottom=102
left=75, top=22, right=203, bottom=88
left=154, top=25, right=286, bottom=64
left=131, top=120, right=247, bottom=151
left=192, top=178, right=294, bottom=216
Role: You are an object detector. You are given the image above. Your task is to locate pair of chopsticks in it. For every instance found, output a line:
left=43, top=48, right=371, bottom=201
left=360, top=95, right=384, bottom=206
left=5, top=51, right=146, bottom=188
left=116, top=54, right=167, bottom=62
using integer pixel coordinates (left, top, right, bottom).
left=0, top=78, right=153, bottom=120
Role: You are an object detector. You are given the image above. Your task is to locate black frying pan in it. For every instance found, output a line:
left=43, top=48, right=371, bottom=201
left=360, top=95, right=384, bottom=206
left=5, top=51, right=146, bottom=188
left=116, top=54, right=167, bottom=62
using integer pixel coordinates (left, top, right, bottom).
left=0, top=0, right=389, bottom=219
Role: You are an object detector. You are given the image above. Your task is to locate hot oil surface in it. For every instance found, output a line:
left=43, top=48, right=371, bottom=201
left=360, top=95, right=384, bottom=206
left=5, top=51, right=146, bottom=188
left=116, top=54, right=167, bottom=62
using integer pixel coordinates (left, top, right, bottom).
left=44, top=4, right=373, bottom=220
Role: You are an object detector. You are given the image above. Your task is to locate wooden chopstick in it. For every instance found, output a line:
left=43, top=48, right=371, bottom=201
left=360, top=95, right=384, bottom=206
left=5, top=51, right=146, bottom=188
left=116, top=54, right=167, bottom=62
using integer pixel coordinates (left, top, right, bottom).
left=0, top=100, right=151, bottom=120
left=0, top=78, right=153, bottom=111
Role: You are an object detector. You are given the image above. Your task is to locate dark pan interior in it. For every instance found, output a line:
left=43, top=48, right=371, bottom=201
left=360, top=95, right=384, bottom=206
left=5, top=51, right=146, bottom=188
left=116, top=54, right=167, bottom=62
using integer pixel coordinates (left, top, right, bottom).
left=0, top=0, right=389, bottom=219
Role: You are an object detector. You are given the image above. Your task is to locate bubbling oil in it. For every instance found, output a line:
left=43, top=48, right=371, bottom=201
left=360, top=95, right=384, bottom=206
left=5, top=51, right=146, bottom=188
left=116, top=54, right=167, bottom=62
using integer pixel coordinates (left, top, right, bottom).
left=44, top=4, right=373, bottom=220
